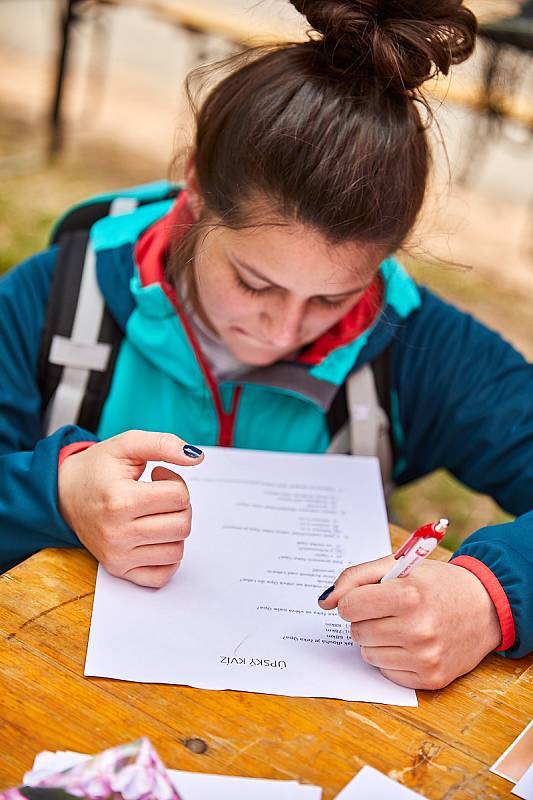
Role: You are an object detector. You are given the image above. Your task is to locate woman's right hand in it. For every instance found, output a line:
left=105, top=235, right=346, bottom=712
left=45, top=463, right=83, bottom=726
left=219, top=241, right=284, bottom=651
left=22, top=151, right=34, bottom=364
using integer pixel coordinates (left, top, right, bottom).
left=57, top=430, right=204, bottom=588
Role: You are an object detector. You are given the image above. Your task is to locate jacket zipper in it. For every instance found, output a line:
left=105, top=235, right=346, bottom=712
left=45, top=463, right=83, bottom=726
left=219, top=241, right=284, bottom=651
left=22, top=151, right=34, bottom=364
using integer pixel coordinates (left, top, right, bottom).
left=161, top=281, right=242, bottom=447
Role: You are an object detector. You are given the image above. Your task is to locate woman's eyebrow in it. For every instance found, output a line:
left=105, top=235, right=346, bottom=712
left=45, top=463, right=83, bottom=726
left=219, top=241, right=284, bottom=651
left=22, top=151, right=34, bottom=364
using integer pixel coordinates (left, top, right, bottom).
left=234, top=258, right=372, bottom=297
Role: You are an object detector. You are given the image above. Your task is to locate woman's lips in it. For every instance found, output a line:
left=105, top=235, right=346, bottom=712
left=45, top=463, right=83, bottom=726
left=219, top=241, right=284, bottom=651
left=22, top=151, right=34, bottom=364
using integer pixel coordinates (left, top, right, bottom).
left=232, top=326, right=270, bottom=347
left=232, top=325, right=302, bottom=353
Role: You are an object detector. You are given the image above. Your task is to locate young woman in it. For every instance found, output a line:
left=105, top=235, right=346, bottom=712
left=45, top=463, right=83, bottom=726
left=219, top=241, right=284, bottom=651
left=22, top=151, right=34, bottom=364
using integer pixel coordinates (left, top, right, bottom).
left=1, top=0, right=531, bottom=690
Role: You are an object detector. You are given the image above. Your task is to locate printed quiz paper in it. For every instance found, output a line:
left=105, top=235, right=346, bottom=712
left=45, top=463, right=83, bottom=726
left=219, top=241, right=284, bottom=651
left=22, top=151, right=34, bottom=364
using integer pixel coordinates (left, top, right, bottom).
left=85, top=448, right=416, bottom=706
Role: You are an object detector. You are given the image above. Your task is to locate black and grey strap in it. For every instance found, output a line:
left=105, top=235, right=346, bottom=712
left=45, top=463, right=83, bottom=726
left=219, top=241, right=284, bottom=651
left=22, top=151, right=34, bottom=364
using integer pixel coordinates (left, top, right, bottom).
left=39, top=197, right=137, bottom=435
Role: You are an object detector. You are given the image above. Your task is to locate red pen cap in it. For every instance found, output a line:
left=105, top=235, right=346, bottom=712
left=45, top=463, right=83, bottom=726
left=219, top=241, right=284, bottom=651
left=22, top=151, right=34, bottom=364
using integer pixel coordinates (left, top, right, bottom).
left=393, top=518, right=448, bottom=560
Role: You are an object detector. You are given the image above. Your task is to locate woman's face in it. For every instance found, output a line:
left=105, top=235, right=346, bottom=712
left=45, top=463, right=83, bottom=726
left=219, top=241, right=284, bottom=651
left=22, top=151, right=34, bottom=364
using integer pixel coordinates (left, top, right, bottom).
left=192, top=218, right=385, bottom=366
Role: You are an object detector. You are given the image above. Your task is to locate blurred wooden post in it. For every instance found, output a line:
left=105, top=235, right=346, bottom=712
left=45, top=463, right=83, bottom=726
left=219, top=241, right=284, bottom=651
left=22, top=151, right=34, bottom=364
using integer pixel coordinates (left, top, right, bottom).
left=49, top=0, right=80, bottom=158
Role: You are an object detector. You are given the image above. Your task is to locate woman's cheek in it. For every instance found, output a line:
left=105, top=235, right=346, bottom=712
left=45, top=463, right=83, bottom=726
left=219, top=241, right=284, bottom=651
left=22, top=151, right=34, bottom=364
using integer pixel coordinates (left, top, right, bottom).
left=225, top=287, right=261, bottom=320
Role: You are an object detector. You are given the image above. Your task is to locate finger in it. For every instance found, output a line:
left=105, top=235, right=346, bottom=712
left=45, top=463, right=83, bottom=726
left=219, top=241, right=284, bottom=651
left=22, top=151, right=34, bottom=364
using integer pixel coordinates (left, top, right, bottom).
left=151, top=466, right=187, bottom=482
left=318, top=555, right=396, bottom=609
left=350, top=617, right=406, bottom=647
left=129, top=541, right=185, bottom=568
left=337, top=580, right=418, bottom=623
left=131, top=508, right=192, bottom=544
left=131, top=477, right=190, bottom=516
left=360, top=645, right=413, bottom=671
left=123, top=562, right=180, bottom=589
left=108, top=430, right=205, bottom=468
left=378, top=668, right=423, bottom=690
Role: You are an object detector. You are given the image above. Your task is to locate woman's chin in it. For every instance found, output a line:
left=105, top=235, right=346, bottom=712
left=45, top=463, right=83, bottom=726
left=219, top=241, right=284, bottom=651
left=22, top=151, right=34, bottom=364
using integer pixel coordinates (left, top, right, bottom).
left=224, top=328, right=284, bottom=366
left=232, top=345, right=282, bottom=367
left=224, top=337, right=283, bottom=367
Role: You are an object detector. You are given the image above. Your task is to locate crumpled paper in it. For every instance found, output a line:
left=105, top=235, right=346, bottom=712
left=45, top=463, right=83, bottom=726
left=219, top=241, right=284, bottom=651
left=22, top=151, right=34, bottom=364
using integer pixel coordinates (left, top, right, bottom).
left=0, top=738, right=181, bottom=800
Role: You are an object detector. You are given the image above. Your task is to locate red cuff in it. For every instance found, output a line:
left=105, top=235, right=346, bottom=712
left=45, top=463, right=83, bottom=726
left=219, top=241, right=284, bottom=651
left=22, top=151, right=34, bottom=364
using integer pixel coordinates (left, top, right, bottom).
left=58, top=441, right=96, bottom=468
left=451, top=555, right=516, bottom=651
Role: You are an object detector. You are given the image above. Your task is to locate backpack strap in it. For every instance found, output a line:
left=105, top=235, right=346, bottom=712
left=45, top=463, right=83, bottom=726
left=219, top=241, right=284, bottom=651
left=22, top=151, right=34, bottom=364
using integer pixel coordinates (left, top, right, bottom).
left=347, top=362, right=393, bottom=489
left=327, top=346, right=395, bottom=491
left=49, top=184, right=180, bottom=245
left=39, top=197, right=138, bottom=435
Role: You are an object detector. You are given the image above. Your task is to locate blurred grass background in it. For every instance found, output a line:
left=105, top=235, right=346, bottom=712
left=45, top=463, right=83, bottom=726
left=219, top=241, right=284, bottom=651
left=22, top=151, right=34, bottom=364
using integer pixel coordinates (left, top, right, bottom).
left=0, top=101, right=530, bottom=553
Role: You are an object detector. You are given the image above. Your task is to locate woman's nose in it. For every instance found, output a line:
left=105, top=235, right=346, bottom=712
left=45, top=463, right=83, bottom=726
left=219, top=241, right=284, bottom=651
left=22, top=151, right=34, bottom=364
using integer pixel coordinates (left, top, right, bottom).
left=265, top=297, right=305, bottom=348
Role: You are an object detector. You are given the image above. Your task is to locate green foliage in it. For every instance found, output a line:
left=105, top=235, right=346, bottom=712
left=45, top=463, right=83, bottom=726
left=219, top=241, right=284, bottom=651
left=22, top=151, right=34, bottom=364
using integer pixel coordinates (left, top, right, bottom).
left=390, top=470, right=512, bottom=551
left=0, top=191, right=54, bottom=274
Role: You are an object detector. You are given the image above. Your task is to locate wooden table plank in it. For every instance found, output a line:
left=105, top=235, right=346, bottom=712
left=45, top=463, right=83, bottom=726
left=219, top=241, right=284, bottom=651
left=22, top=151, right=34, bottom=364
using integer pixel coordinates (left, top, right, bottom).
left=0, top=633, right=522, bottom=799
left=1, top=533, right=531, bottom=799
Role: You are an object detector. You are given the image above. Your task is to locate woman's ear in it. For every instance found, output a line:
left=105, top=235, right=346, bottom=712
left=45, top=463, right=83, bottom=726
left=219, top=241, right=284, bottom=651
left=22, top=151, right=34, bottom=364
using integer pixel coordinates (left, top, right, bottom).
left=184, top=156, right=205, bottom=221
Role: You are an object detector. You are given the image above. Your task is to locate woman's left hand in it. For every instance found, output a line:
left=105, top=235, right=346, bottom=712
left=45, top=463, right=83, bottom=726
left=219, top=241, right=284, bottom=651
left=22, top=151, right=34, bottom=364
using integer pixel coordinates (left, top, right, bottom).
left=318, top=556, right=502, bottom=690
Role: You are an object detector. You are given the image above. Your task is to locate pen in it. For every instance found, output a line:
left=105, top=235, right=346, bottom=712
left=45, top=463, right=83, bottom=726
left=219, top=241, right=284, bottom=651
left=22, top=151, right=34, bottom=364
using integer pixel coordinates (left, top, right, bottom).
left=380, top=518, right=449, bottom=583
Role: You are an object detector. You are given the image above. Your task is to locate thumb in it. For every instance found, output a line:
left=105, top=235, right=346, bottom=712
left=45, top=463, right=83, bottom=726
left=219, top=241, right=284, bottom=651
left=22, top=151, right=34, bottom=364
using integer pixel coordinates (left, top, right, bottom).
left=151, top=465, right=187, bottom=482
left=107, top=430, right=205, bottom=467
left=318, top=555, right=395, bottom=609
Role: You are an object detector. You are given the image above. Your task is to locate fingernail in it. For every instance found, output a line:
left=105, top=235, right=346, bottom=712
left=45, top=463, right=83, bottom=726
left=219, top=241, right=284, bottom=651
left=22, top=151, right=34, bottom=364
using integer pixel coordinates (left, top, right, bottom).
left=183, top=445, right=203, bottom=458
left=318, top=585, right=335, bottom=603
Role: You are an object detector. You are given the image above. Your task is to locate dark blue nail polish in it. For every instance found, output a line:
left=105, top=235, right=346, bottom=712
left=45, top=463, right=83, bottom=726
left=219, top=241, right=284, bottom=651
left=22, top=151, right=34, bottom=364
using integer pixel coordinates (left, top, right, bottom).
left=318, top=585, right=335, bottom=603
left=183, top=445, right=203, bottom=458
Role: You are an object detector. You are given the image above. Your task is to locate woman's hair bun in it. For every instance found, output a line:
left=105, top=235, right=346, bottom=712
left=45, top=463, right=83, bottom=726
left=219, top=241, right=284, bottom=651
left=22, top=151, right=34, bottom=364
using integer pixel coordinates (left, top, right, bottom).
left=291, top=0, right=477, bottom=91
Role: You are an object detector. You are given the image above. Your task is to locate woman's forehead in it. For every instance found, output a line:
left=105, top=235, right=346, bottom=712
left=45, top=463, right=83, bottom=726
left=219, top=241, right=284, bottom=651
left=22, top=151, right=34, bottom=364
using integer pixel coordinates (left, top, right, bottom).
left=217, top=220, right=384, bottom=293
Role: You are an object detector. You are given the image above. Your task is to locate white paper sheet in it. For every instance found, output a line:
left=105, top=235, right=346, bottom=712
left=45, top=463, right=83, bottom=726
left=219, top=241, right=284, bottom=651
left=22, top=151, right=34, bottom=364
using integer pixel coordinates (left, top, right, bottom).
left=491, top=720, right=533, bottom=782
left=85, top=447, right=416, bottom=705
left=513, top=765, right=533, bottom=799
left=29, top=751, right=322, bottom=799
left=336, top=766, right=427, bottom=798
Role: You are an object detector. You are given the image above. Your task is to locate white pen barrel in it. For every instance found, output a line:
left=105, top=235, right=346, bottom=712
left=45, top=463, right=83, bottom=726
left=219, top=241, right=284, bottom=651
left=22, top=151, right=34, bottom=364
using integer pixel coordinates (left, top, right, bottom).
left=381, top=537, right=439, bottom=583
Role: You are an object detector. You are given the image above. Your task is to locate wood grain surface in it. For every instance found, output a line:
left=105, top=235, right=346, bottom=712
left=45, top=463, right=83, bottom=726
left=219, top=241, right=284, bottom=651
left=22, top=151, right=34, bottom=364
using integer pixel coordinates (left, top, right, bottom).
left=0, top=529, right=531, bottom=798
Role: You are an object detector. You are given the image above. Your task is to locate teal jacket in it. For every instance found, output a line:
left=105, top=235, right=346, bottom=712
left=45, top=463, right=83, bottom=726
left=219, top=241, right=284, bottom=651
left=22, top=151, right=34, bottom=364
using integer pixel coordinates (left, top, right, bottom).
left=0, top=182, right=531, bottom=657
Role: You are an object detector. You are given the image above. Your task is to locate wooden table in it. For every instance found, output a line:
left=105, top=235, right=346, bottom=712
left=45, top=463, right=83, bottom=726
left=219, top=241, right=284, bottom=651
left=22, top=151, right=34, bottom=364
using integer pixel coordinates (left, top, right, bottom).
left=0, top=529, right=531, bottom=798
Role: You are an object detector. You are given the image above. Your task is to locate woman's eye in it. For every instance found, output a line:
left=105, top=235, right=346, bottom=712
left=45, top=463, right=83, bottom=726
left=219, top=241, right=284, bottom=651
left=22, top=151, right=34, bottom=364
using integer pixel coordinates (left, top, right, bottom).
left=234, top=273, right=270, bottom=296
left=316, top=295, right=350, bottom=309
left=234, top=270, right=352, bottom=309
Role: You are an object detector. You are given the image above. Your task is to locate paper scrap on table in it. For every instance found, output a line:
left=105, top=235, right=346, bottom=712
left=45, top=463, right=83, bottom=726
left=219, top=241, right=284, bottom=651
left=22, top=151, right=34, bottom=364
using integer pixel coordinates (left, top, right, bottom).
left=85, top=447, right=416, bottom=706
left=491, top=720, right=533, bottom=783
left=335, top=766, right=427, bottom=798
left=513, top=764, right=533, bottom=799
left=30, top=751, right=322, bottom=799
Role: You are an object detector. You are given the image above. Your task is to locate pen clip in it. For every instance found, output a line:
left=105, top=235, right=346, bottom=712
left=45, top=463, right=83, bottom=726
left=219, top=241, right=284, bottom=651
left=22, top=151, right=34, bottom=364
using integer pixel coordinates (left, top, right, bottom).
left=393, top=519, right=448, bottom=560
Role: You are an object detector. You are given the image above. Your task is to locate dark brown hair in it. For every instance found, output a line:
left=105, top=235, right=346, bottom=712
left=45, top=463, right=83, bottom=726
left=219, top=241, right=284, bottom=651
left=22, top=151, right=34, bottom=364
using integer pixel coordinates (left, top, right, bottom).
left=178, top=0, right=477, bottom=254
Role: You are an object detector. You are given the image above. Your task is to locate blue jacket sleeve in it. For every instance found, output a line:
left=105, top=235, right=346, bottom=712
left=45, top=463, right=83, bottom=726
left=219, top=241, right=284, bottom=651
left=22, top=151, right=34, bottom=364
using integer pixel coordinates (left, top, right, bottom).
left=453, top=513, right=533, bottom=658
left=392, top=288, right=533, bottom=657
left=0, top=249, right=98, bottom=571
